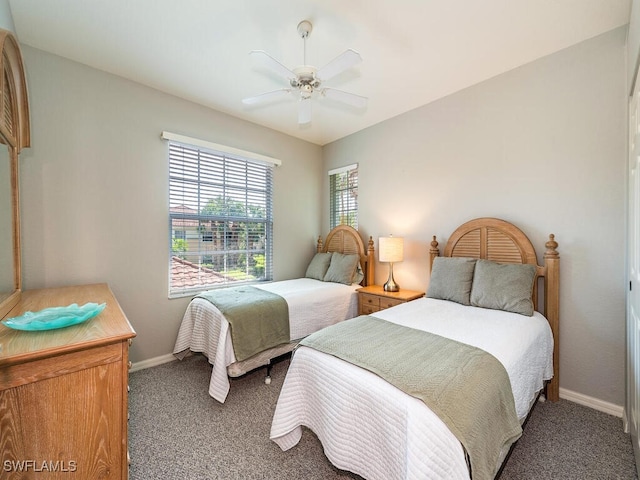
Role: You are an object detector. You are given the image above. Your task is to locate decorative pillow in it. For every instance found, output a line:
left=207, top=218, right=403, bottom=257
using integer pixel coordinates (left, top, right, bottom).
left=323, top=252, right=360, bottom=285
left=426, top=257, right=477, bottom=305
left=305, top=252, right=333, bottom=281
left=470, top=259, right=536, bottom=316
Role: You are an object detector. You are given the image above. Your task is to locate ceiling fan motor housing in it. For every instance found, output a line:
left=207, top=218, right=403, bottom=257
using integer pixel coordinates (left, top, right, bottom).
left=291, top=65, right=320, bottom=93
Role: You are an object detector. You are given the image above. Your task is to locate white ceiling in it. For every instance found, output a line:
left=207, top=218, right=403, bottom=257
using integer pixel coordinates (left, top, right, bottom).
left=9, top=0, right=632, bottom=146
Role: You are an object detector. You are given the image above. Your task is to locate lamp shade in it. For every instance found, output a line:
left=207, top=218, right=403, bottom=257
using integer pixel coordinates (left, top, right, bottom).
left=379, top=236, right=404, bottom=263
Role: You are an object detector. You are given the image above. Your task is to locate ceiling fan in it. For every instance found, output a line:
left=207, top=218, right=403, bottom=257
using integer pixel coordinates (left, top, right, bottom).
left=242, top=20, right=367, bottom=125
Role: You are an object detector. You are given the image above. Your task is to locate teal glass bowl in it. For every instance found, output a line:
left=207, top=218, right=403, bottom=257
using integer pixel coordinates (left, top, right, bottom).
left=1, top=302, right=106, bottom=331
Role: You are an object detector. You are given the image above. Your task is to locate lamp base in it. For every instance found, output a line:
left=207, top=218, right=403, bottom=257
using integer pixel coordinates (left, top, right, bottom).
left=383, top=263, right=399, bottom=292
left=383, top=280, right=399, bottom=292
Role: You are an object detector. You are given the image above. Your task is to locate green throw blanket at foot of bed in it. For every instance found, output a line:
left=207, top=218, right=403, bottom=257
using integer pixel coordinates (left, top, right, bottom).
left=197, top=286, right=289, bottom=362
left=300, top=315, right=522, bottom=480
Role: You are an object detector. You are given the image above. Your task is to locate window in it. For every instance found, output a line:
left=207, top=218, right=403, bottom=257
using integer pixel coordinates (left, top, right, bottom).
left=165, top=132, right=279, bottom=298
left=329, top=163, right=358, bottom=229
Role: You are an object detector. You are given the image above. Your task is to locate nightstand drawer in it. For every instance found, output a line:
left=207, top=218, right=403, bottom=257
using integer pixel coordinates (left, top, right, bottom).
left=360, top=304, right=380, bottom=315
left=356, top=285, right=425, bottom=316
left=379, top=297, right=404, bottom=309
left=360, top=293, right=381, bottom=309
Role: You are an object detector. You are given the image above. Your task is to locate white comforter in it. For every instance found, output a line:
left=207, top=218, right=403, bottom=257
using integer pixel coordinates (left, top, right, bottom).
left=173, top=278, right=359, bottom=402
left=270, top=297, right=554, bottom=480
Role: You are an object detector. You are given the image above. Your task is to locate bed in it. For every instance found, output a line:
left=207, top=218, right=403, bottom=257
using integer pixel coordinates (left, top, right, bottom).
left=173, top=224, right=375, bottom=403
left=270, top=217, right=560, bottom=480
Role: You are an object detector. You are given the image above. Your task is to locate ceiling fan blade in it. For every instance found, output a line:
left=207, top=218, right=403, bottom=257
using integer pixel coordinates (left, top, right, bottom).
left=242, top=89, right=291, bottom=105
left=250, top=50, right=296, bottom=80
left=298, top=98, right=312, bottom=124
left=316, top=49, right=363, bottom=82
left=321, top=88, right=368, bottom=108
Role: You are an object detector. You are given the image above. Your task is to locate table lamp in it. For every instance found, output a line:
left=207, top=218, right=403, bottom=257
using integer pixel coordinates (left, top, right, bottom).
left=379, top=235, right=404, bottom=292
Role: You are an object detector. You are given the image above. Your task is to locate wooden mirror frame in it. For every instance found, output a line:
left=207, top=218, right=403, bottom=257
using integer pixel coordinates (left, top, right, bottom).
left=0, top=29, right=30, bottom=320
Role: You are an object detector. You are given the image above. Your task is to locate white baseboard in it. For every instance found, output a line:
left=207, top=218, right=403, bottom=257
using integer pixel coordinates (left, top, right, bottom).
left=560, top=387, right=624, bottom=418
left=130, top=353, right=177, bottom=373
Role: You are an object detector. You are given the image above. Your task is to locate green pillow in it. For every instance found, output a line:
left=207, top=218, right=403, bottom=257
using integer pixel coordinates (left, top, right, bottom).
left=427, top=257, right=477, bottom=305
left=470, top=259, right=536, bottom=316
left=305, top=252, right=333, bottom=281
left=323, top=253, right=360, bottom=285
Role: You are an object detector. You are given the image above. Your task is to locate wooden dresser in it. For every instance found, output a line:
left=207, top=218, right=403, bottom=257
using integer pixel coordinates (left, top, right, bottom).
left=0, top=283, right=136, bottom=479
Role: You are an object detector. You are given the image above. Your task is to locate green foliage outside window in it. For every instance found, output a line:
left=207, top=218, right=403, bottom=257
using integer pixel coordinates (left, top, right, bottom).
left=198, top=196, right=267, bottom=281
left=172, top=238, right=188, bottom=258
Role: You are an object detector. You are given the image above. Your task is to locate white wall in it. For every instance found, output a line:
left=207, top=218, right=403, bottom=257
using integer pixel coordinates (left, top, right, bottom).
left=629, top=0, right=640, bottom=93
left=18, top=46, right=323, bottom=363
left=323, top=28, right=627, bottom=406
left=0, top=0, right=14, bottom=33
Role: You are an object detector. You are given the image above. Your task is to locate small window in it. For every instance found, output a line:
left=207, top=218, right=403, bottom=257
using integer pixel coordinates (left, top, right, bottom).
left=166, top=134, right=277, bottom=298
left=329, top=164, right=358, bottom=229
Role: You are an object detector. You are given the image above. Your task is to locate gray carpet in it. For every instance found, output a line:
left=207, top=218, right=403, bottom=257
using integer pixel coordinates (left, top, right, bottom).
left=129, top=354, right=637, bottom=480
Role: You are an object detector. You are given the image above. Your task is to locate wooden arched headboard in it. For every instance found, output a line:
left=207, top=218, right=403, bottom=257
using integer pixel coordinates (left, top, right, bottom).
left=430, top=217, right=560, bottom=402
left=317, top=225, right=375, bottom=286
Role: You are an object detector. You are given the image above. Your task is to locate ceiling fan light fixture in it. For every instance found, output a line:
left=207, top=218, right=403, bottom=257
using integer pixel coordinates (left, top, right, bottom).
left=243, top=19, right=367, bottom=125
left=299, top=96, right=312, bottom=124
left=300, top=87, right=312, bottom=99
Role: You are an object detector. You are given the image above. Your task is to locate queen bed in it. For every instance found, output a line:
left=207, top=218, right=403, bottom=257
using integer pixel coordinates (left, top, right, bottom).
left=270, top=218, right=560, bottom=480
left=173, top=225, right=375, bottom=403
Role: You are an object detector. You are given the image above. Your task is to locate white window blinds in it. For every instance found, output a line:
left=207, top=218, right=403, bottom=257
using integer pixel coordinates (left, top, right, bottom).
left=167, top=136, right=275, bottom=297
left=329, top=163, right=358, bottom=229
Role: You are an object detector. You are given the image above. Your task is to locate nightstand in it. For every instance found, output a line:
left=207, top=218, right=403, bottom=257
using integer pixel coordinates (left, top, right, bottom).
left=356, top=285, right=425, bottom=315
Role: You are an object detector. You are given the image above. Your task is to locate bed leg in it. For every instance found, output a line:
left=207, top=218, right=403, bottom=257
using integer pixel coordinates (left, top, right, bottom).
left=265, top=362, right=272, bottom=385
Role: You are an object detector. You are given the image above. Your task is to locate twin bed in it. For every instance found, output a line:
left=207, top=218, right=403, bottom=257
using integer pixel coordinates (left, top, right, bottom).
left=270, top=217, right=560, bottom=480
left=173, top=225, right=375, bottom=402
left=173, top=217, right=560, bottom=480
